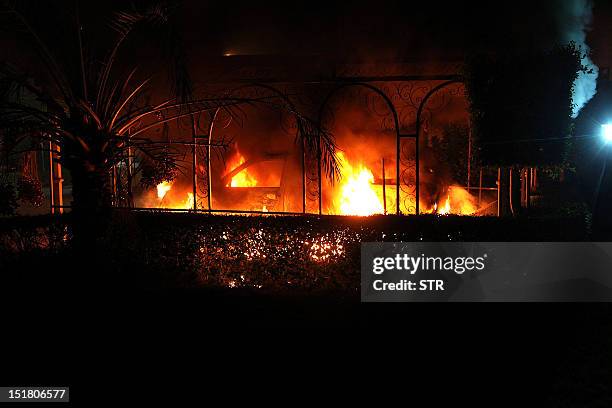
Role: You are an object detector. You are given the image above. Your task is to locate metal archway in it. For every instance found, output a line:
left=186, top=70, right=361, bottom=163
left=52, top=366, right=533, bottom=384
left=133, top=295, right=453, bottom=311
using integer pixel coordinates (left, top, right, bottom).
left=203, top=82, right=310, bottom=212
left=414, top=79, right=463, bottom=214
left=317, top=82, right=405, bottom=215
left=187, top=78, right=465, bottom=215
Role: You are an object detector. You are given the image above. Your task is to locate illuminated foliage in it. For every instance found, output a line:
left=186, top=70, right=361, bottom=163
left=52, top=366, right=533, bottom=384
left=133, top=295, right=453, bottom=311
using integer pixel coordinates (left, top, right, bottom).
left=139, top=151, right=180, bottom=189
left=0, top=2, right=338, bottom=215
left=17, top=175, right=43, bottom=207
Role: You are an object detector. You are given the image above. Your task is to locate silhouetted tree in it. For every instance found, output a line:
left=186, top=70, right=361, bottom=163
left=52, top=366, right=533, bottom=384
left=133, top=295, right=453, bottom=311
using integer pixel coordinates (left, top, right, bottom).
left=0, top=1, right=338, bottom=221
left=464, top=43, right=587, bottom=215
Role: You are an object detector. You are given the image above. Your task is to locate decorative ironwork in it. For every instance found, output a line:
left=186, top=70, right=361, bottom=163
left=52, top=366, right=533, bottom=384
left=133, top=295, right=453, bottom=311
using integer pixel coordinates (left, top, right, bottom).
left=198, top=78, right=466, bottom=216
left=400, top=139, right=417, bottom=214
left=304, top=141, right=320, bottom=213
left=50, top=72, right=467, bottom=217
left=317, top=82, right=402, bottom=214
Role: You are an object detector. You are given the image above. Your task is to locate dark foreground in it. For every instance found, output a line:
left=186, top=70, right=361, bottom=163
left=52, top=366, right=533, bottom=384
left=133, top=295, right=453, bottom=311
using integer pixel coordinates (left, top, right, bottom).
left=0, top=211, right=593, bottom=290
left=3, top=286, right=611, bottom=405
left=1, top=212, right=610, bottom=404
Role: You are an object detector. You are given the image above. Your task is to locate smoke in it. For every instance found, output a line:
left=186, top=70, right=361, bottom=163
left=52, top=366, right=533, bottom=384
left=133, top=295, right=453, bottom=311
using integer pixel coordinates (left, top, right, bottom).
left=556, top=0, right=599, bottom=118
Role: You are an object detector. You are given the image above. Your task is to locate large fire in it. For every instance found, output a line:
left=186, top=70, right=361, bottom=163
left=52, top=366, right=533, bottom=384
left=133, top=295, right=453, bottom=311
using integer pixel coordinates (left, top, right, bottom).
left=155, top=181, right=194, bottom=209
left=226, top=151, right=257, bottom=187
left=329, top=153, right=478, bottom=216
left=148, top=144, right=480, bottom=216
left=156, top=181, right=172, bottom=199
left=334, top=152, right=384, bottom=216
left=425, top=186, right=478, bottom=216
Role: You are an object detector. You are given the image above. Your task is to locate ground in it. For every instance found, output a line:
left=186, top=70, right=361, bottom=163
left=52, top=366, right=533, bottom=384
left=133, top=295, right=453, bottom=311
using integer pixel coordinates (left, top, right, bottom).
left=0, top=212, right=610, bottom=404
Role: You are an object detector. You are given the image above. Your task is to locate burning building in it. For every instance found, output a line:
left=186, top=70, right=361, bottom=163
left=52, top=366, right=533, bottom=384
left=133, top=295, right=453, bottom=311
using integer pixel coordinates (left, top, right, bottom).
left=125, top=56, right=496, bottom=217
left=1, top=0, right=600, bottom=220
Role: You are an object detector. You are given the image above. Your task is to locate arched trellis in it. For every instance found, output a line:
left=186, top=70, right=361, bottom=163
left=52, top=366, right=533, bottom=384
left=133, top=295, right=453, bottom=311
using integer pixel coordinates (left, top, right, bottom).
left=105, top=77, right=467, bottom=215
left=317, top=82, right=403, bottom=215
left=315, top=78, right=465, bottom=215
left=413, top=79, right=464, bottom=214
left=203, top=82, right=312, bottom=213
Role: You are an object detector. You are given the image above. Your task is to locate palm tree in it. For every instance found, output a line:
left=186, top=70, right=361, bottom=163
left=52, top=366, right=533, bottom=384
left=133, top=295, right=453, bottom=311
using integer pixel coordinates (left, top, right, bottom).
left=0, top=1, right=339, bottom=217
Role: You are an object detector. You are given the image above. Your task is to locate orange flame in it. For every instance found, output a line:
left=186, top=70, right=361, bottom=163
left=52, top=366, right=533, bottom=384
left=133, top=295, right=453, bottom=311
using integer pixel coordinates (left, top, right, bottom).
left=184, top=192, right=194, bottom=209
left=157, top=181, right=172, bottom=199
left=333, top=152, right=384, bottom=216
left=226, top=151, right=257, bottom=187
left=155, top=181, right=194, bottom=209
left=426, top=186, right=477, bottom=216
left=437, top=195, right=451, bottom=215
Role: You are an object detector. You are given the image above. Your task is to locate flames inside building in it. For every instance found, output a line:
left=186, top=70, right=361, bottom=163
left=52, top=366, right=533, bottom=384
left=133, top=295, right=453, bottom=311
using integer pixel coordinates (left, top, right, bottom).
left=13, top=57, right=528, bottom=218
left=114, top=60, right=500, bottom=217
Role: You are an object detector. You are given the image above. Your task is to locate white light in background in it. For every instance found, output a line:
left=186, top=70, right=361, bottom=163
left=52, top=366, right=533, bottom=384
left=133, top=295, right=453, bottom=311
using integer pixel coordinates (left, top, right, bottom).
left=602, top=124, right=612, bottom=144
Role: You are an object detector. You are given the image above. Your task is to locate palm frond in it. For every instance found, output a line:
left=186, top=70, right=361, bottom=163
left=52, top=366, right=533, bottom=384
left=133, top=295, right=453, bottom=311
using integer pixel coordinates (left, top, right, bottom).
left=103, top=67, right=138, bottom=123
left=96, top=3, right=170, bottom=109
left=109, top=77, right=151, bottom=131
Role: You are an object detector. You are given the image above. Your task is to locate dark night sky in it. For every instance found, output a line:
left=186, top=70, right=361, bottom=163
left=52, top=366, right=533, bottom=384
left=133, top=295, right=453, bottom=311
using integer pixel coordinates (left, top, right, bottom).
left=3, top=0, right=612, bottom=90
left=175, top=1, right=566, bottom=59
left=172, top=0, right=611, bottom=62
left=3, top=1, right=612, bottom=67
left=3, top=0, right=612, bottom=206
left=58, top=0, right=611, bottom=62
